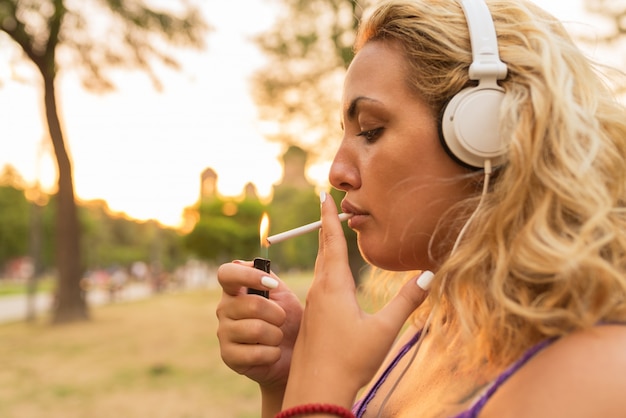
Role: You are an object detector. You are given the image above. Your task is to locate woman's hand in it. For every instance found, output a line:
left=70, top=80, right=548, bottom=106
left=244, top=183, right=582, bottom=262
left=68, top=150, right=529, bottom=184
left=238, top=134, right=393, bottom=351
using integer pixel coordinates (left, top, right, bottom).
left=282, top=192, right=431, bottom=409
left=216, top=261, right=303, bottom=392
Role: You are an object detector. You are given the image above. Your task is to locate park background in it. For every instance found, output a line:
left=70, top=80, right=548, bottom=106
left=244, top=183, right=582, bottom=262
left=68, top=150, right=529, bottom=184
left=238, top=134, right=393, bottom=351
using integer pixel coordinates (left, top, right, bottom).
left=1, top=0, right=624, bottom=417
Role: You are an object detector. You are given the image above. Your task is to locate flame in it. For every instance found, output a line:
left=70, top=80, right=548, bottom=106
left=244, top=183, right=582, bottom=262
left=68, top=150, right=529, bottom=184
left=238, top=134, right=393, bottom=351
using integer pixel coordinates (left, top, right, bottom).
left=259, top=212, right=270, bottom=248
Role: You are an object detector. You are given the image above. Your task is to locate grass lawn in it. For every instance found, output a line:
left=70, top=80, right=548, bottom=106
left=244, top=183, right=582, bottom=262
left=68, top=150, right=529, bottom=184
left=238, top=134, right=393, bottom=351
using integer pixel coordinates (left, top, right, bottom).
left=0, top=277, right=56, bottom=296
left=0, top=273, right=312, bottom=418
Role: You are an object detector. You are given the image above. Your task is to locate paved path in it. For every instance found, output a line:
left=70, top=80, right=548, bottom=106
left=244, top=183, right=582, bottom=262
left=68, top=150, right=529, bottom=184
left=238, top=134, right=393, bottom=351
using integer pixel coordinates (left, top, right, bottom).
left=0, top=283, right=152, bottom=323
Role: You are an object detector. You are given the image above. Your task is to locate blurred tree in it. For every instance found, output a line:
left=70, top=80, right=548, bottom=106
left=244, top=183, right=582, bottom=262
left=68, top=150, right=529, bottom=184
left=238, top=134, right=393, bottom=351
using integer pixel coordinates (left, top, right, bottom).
left=251, top=0, right=373, bottom=164
left=583, top=0, right=626, bottom=41
left=80, top=200, right=185, bottom=271
left=267, top=145, right=320, bottom=272
left=251, top=2, right=369, bottom=278
left=0, top=185, right=30, bottom=267
left=0, top=0, right=208, bottom=323
left=0, top=175, right=185, bottom=287
left=268, top=184, right=319, bottom=272
left=267, top=186, right=363, bottom=278
left=581, top=0, right=626, bottom=94
left=0, top=164, right=26, bottom=189
left=184, top=197, right=267, bottom=264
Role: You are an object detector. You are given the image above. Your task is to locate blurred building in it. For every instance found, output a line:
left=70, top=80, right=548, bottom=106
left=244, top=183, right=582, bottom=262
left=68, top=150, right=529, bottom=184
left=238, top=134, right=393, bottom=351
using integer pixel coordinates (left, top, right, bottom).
left=200, top=168, right=218, bottom=200
left=197, top=145, right=313, bottom=204
left=274, top=145, right=313, bottom=190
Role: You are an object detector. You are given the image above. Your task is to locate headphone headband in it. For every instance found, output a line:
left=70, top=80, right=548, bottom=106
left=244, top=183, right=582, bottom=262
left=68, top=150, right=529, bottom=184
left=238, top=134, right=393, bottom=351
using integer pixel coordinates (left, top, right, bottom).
left=440, top=0, right=508, bottom=169
left=458, top=0, right=507, bottom=81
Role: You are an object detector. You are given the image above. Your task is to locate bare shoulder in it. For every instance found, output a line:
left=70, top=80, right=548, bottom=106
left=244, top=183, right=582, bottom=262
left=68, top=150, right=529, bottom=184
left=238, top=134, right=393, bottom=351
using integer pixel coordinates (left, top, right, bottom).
left=482, top=324, right=626, bottom=418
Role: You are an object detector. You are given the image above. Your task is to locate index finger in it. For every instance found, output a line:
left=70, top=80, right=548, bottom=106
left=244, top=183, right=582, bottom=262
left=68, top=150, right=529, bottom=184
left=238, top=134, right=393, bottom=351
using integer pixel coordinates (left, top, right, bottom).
left=319, top=191, right=347, bottom=246
left=217, top=261, right=278, bottom=296
left=315, top=192, right=353, bottom=287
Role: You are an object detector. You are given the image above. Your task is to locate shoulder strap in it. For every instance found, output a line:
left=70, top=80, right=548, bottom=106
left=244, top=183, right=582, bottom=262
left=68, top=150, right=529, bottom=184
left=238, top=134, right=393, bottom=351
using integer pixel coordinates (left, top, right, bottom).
left=353, top=329, right=423, bottom=417
left=455, top=337, right=558, bottom=418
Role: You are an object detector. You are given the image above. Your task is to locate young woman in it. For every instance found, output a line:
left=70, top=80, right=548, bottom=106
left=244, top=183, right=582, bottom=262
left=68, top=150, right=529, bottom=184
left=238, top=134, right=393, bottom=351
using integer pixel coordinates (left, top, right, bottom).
left=216, top=1, right=626, bottom=417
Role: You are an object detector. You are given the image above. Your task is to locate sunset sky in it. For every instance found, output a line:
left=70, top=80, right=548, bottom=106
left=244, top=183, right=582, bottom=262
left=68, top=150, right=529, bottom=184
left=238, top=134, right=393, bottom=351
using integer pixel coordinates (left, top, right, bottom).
left=0, top=0, right=612, bottom=228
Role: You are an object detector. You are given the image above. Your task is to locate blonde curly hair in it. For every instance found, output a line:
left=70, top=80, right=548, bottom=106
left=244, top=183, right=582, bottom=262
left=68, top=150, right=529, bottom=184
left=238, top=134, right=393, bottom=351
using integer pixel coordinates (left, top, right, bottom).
left=356, top=0, right=626, bottom=369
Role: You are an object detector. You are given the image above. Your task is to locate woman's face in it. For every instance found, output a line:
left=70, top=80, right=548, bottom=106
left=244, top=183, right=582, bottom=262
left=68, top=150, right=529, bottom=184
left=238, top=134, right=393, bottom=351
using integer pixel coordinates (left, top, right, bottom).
left=330, top=40, right=473, bottom=271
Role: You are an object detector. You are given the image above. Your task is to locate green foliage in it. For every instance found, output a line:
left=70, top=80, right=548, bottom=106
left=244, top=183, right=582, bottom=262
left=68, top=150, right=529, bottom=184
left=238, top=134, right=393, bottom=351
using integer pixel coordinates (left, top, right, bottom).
left=0, top=181, right=185, bottom=276
left=0, top=178, right=363, bottom=280
left=268, top=185, right=319, bottom=271
left=79, top=200, right=185, bottom=271
left=184, top=198, right=267, bottom=264
left=0, top=277, right=55, bottom=296
left=0, top=185, right=30, bottom=266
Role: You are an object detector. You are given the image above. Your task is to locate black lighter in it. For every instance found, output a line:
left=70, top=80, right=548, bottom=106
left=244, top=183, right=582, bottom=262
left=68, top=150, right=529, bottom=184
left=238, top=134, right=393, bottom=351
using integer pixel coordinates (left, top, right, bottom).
left=247, top=257, right=271, bottom=298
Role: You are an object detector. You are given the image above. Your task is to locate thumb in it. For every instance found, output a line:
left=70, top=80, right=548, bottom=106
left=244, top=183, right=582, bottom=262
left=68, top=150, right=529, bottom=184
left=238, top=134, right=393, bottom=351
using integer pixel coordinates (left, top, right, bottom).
left=378, top=270, right=434, bottom=329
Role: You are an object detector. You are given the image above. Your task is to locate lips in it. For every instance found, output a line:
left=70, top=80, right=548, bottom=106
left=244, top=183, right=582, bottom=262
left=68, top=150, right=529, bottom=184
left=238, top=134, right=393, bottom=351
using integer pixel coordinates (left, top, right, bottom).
left=341, top=200, right=365, bottom=216
left=341, top=200, right=368, bottom=229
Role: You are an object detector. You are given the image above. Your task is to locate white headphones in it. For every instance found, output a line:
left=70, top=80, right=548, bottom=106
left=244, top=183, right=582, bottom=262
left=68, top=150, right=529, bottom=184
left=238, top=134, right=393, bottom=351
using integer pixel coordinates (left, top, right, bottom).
left=440, top=0, right=508, bottom=169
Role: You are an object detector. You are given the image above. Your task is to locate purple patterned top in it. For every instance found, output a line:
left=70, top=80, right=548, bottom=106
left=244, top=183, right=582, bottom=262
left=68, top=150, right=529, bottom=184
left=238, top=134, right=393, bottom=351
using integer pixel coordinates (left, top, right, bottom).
left=352, top=330, right=556, bottom=418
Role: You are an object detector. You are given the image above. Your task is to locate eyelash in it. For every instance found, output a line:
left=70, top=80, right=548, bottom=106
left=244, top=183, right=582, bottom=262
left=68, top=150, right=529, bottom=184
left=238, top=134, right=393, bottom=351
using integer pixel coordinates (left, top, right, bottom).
left=356, top=127, right=384, bottom=143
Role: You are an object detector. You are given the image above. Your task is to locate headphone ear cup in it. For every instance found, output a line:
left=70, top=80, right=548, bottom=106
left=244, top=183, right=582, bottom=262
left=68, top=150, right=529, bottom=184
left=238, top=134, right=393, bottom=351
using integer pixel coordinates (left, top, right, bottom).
left=441, top=85, right=507, bottom=169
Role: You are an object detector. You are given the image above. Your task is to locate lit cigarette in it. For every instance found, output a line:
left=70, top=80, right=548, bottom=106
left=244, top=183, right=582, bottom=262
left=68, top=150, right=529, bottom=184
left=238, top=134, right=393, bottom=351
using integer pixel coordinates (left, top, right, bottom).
left=266, top=213, right=353, bottom=245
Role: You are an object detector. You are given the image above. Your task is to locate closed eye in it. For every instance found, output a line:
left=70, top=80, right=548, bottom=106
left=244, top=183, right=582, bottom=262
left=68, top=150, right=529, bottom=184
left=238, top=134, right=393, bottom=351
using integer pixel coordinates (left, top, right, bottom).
left=356, top=127, right=384, bottom=143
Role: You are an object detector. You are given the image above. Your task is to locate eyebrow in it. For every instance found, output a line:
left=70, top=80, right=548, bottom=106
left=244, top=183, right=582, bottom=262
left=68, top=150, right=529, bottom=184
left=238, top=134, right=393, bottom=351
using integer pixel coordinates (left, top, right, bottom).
left=341, top=96, right=383, bottom=130
left=346, top=96, right=381, bottom=121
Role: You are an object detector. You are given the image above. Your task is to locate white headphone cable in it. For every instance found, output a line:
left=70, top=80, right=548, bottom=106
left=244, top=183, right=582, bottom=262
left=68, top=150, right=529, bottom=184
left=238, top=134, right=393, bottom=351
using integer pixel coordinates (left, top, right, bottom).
left=452, top=158, right=492, bottom=254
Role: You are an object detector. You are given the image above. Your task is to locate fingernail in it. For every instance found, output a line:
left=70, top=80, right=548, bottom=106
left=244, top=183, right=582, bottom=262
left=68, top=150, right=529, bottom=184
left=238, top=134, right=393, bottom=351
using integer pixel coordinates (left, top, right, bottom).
left=261, top=276, right=279, bottom=289
left=232, top=260, right=245, bottom=264
left=416, top=270, right=434, bottom=291
left=320, top=191, right=327, bottom=203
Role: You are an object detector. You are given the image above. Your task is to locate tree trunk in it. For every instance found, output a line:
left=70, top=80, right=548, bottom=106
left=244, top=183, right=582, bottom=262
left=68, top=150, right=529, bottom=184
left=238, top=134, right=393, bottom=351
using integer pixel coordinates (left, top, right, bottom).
left=26, top=199, right=42, bottom=322
left=43, top=74, right=89, bottom=323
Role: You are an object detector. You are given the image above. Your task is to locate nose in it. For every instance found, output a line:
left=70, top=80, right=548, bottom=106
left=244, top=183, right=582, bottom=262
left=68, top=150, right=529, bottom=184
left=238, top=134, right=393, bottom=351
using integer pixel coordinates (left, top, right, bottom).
left=329, top=141, right=360, bottom=192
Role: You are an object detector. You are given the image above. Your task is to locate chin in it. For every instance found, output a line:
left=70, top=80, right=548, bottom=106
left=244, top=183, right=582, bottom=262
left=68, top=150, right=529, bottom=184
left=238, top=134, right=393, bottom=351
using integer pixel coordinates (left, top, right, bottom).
left=359, top=245, right=427, bottom=272
left=357, top=230, right=435, bottom=271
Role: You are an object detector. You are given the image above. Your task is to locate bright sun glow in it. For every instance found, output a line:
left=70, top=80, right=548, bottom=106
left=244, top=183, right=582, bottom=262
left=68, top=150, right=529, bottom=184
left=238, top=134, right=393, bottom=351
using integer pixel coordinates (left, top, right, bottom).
left=0, top=0, right=614, bottom=228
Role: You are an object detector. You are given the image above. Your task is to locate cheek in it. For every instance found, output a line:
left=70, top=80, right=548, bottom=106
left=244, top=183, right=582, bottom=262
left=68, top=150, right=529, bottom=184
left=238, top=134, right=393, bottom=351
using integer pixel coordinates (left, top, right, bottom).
left=357, top=203, right=437, bottom=271
left=359, top=176, right=471, bottom=271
